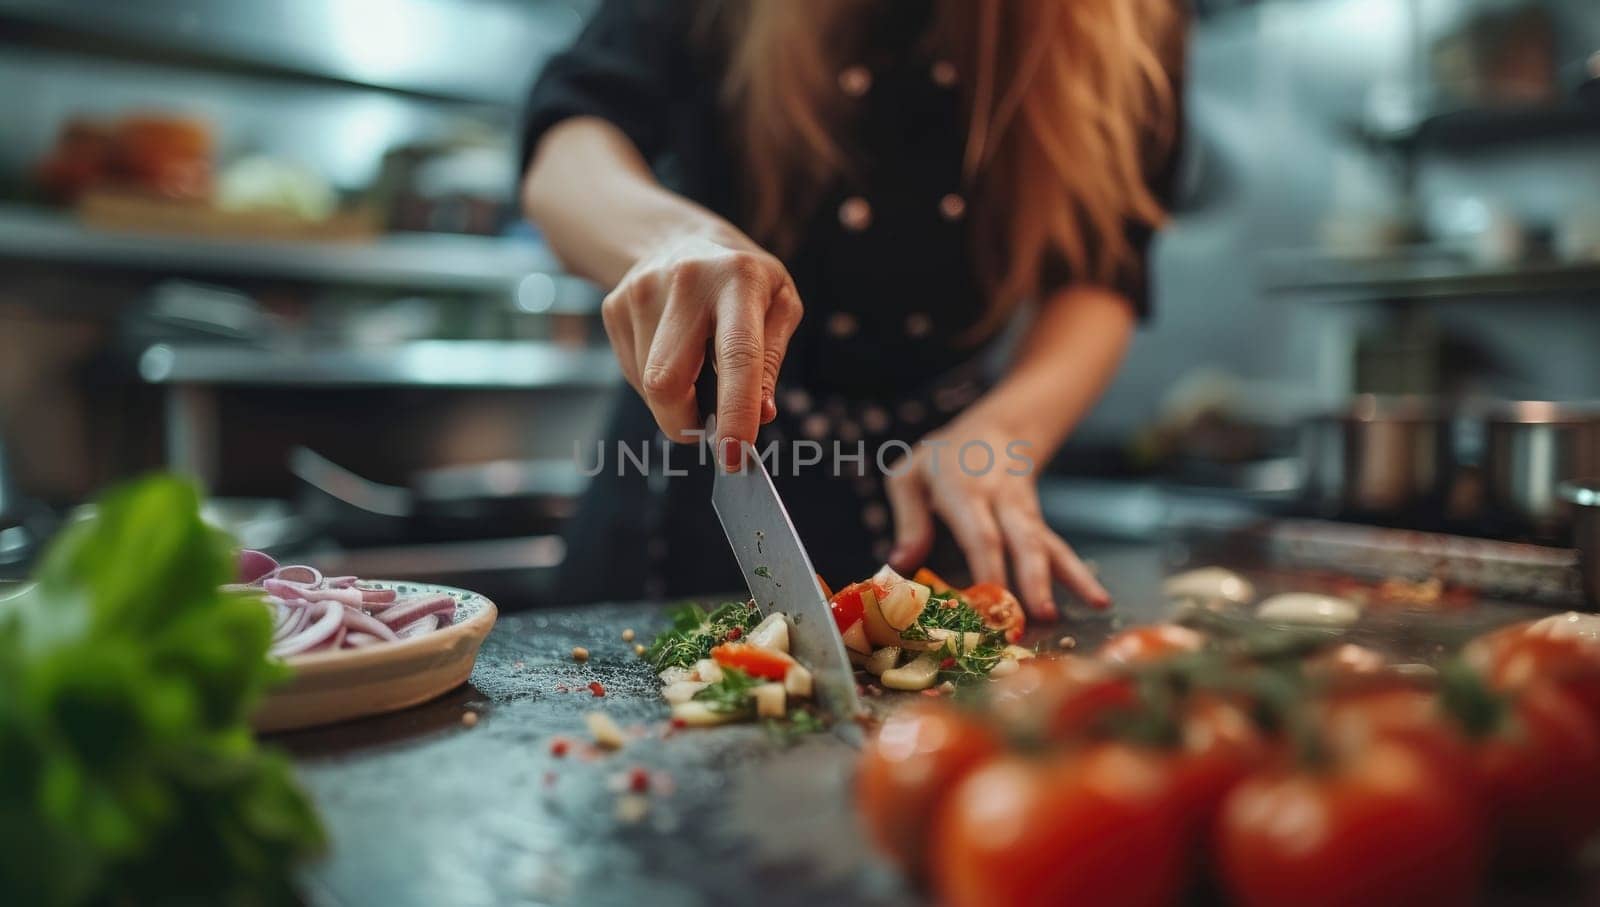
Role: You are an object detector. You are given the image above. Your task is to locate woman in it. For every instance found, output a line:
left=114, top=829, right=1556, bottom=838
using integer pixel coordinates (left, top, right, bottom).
left=523, top=0, right=1183, bottom=618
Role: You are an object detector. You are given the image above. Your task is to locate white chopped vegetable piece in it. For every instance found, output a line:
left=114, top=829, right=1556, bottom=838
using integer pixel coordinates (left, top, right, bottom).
left=658, top=666, right=693, bottom=685
left=754, top=683, right=787, bottom=719
left=841, top=620, right=871, bottom=655
left=927, top=628, right=985, bottom=654
left=662, top=680, right=709, bottom=705
left=1003, top=645, right=1036, bottom=661
left=671, top=700, right=739, bottom=727
left=692, top=658, right=724, bottom=684
left=1163, top=567, right=1256, bottom=605
left=881, top=652, right=941, bottom=691
left=1256, top=593, right=1361, bottom=627
left=784, top=664, right=813, bottom=698
left=989, top=657, right=1020, bottom=678
left=873, top=571, right=930, bottom=630
left=865, top=646, right=901, bottom=676
left=586, top=712, right=625, bottom=750
left=748, top=612, right=791, bottom=653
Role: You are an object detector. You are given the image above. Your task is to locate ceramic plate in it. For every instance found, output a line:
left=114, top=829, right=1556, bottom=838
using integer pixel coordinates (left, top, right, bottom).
left=253, top=581, right=497, bottom=733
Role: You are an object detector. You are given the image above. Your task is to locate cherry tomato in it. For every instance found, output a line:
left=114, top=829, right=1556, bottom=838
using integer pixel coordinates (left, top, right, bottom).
left=961, top=582, right=1026, bottom=644
left=828, top=582, right=872, bottom=634
left=1318, top=683, right=1479, bottom=793
left=1170, top=694, right=1272, bottom=838
left=988, top=656, right=1138, bottom=742
left=1465, top=615, right=1600, bottom=734
left=1097, top=624, right=1206, bottom=665
left=932, top=745, right=1191, bottom=907
left=1217, top=741, right=1485, bottom=907
left=709, top=643, right=792, bottom=681
left=1471, top=681, right=1600, bottom=870
left=855, top=703, right=1002, bottom=880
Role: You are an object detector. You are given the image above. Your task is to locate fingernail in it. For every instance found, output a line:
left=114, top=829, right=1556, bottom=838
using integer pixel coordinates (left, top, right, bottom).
left=720, top=436, right=743, bottom=472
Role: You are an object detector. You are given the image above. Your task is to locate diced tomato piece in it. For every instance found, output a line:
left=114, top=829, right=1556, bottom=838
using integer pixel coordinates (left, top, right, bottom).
left=962, top=582, right=1026, bottom=645
left=913, top=568, right=954, bottom=594
left=829, top=582, right=871, bottom=633
left=711, top=642, right=794, bottom=680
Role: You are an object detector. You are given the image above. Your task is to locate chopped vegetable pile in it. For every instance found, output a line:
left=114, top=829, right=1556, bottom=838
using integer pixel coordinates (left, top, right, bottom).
left=832, top=566, right=1032, bottom=691
left=233, top=550, right=455, bottom=657
left=0, top=476, right=323, bottom=906
left=641, top=566, right=1030, bottom=730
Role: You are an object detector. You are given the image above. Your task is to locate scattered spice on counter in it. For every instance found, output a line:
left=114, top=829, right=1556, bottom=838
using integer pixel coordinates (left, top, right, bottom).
left=514, top=660, right=525, bottom=669
left=555, top=683, right=570, bottom=693
left=633, top=643, right=647, bottom=656
left=615, top=794, right=650, bottom=824
left=460, top=711, right=479, bottom=728
left=1058, top=635, right=1077, bottom=650
left=550, top=738, right=570, bottom=757
left=588, top=681, right=606, bottom=697
left=571, top=646, right=590, bottom=663
left=587, top=712, right=625, bottom=750
left=621, top=628, right=636, bottom=642
left=627, top=767, right=651, bottom=793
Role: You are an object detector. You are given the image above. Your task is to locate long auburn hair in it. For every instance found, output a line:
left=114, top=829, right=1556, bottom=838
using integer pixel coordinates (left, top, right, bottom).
left=716, top=0, right=1181, bottom=335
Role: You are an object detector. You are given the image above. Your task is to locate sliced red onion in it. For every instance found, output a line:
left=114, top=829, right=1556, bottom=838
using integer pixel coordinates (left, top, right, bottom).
left=340, top=606, right=399, bottom=641
left=271, top=603, right=342, bottom=656
left=359, top=586, right=397, bottom=604
left=376, top=594, right=455, bottom=631
left=305, top=625, right=347, bottom=652
left=397, top=614, right=439, bottom=638
left=238, top=549, right=279, bottom=584
left=263, top=579, right=365, bottom=607
left=345, top=632, right=383, bottom=647
left=322, top=575, right=359, bottom=588
left=269, top=564, right=322, bottom=586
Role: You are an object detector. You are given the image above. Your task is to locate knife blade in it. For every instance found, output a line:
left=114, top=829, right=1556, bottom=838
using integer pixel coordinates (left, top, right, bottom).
left=704, top=416, right=863, bottom=738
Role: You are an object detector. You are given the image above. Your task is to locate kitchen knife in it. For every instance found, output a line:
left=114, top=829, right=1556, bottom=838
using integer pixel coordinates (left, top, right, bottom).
left=703, top=415, right=864, bottom=737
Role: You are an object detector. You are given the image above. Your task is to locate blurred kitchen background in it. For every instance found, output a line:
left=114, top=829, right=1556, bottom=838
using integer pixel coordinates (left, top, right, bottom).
left=1, top=0, right=1597, bottom=605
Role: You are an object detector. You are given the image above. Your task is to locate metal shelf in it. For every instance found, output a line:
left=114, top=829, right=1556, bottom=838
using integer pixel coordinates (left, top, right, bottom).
left=0, top=205, right=600, bottom=310
left=1356, top=103, right=1600, bottom=151
left=138, top=340, right=619, bottom=389
left=1259, top=249, right=1600, bottom=302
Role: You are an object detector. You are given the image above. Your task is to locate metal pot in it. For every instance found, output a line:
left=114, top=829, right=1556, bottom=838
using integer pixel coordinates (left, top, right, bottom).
left=1559, top=479, right=1600, bottom=606
left=1484, top=402, right=1600, bottom=537
left=1300, top=396, right=1450, bottom=516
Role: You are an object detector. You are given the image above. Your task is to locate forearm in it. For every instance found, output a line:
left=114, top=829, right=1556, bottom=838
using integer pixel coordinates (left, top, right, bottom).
left=961, top=285, right=1137, bottom=459
left=520, top=117, right=750, bottom=287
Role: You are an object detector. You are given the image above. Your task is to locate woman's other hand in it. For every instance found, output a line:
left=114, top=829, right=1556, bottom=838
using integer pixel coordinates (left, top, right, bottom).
left=882, top=417, right=1111, bottom=620
left=601, top=233, right=802, bottom=469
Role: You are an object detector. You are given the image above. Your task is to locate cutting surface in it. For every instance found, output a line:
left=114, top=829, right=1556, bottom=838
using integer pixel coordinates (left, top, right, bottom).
left=277, top=542, right=1600, bottom=906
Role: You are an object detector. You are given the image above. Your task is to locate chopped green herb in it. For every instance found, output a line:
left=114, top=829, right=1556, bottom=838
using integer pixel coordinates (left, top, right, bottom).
left=753, top=565, right=771, bottom=578
left=692, top=666, right=763, bottom=714
left=643, top=600, right=760, bottom=671
left=900, top=590, right=986, bottom=641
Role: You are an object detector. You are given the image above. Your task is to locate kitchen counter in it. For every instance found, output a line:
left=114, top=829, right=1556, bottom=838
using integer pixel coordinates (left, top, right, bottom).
left=276, top=541, right=1600, bottom=907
